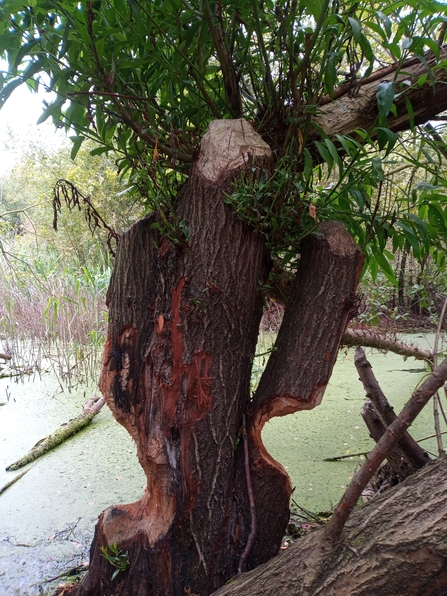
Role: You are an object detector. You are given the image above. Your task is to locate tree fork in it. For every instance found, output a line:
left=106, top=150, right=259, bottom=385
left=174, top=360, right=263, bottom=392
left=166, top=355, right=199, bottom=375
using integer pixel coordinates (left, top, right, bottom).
left=232, top=220, right=365, bottom=569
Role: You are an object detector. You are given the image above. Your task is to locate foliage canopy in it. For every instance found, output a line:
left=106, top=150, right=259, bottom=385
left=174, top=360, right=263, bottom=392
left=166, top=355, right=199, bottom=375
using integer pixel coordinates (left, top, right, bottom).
left=2, top=0, right=447, bottom=276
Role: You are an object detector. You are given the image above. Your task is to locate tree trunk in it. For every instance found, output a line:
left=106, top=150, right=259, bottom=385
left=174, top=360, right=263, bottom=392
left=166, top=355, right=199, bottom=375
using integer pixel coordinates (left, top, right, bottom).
left=73, top=120, right=363, bottom=596
left=212, top=455, right=447, bottom=596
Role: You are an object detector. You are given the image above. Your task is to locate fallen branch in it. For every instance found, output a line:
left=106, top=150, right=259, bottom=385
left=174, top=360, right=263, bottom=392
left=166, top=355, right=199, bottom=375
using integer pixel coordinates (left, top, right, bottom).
left=355, top=347, right=430, bottom=471
left=342, top=328, right=434, bottom=362
left=212, top=457, right=447, bottom=596
left=0, top=467, right=32, bottom=495
left=324, top=354, right=447, bottom=544
left=5, top=395, right=105, bottom=471
left=0, top=352, right=11, bottom=360
left=34, top=562, right=89, bottom=585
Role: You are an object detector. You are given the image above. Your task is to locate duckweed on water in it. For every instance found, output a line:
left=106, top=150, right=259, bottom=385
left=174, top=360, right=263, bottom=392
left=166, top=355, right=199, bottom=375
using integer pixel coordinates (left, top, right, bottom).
left=0, top=333, right=440, bottom=594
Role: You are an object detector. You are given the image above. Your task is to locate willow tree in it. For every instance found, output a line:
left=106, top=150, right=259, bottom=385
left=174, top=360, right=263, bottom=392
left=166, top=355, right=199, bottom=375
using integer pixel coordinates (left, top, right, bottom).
left=2, top=1, right=447, bottom=595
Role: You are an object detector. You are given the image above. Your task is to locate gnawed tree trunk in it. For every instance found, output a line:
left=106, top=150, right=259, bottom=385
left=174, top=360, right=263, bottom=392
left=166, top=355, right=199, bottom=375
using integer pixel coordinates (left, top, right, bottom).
left=212, top=455, right=447, bottom=596
left=73, top=120, right=363, bottom=596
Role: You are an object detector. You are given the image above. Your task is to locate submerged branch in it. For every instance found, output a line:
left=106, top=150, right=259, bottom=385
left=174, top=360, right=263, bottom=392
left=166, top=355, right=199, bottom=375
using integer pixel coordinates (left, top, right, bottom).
left=5, top=395, right=105, bottom=471
left=0, top=467, right=32, bottom=495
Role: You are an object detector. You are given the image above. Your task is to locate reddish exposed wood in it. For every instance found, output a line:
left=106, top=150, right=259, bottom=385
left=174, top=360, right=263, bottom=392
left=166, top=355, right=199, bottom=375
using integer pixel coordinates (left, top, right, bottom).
left=74, top=120, right=278, bottom=596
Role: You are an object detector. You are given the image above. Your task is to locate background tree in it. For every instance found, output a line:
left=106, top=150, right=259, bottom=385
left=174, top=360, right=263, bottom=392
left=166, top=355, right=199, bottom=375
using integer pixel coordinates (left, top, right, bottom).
left=2, top=1, right=447, bottom=595
left=0, top=136, right=142, bottom=383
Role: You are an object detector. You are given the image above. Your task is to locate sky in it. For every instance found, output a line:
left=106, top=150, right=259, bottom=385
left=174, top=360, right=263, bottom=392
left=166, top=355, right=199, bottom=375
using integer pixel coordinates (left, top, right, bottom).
left=0, top=84, right=64, bottom=176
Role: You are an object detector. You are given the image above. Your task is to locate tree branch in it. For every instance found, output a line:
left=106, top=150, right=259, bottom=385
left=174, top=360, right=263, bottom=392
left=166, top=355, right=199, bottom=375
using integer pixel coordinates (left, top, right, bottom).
left=324, top=355, right=447, bottom=544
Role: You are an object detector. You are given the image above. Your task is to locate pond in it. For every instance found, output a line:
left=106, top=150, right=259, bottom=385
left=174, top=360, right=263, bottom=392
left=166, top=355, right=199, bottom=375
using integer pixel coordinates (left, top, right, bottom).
left=0, top=333, right=442, bottom=595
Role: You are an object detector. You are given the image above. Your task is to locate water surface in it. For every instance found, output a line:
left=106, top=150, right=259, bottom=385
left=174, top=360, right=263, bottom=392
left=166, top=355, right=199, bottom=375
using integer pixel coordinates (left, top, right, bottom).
left=0, top=333, right=442, bottom=594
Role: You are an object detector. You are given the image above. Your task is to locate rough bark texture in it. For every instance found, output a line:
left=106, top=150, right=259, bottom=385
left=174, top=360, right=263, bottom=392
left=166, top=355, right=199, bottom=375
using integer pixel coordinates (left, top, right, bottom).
left=73, top=120, right=364, bottom=596
left=314, top=46, right=447, bottom=140
left=75, top=120, right=272, bottom=596
left=361, top=400, right=416, bottom=479
left=212, top=456, right=447, bottom=596
left=230, top=221, right=364, bottom=571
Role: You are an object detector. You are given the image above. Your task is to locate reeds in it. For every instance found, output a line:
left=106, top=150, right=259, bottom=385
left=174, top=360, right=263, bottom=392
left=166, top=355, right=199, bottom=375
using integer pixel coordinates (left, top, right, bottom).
left=0, top=234, right=110, bottom=388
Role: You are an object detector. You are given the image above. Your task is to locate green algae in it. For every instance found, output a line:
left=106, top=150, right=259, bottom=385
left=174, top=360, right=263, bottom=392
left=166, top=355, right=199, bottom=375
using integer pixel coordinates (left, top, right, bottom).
left=0, top=332, right=443, bottom=593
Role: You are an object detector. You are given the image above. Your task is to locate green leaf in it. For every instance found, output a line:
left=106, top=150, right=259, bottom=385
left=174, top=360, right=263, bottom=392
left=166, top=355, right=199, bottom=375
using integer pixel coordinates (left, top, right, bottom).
left=325, top=52, right=338, bottom=99
left=376, top=81, right=396, bottom=123
left=0, top=78, right=22, bottom=106
left=90, top=146, right=111, bottom=157
left=303, top=149, right=313, bottom=182
left=315, top=141, right=334, bottom=176
left=70, top=136, right=84, bottom=160
left=300, top=0, right=325, bottom=20
left=324, top=138, right=343, bottom=174
left=371, top=245, right=396, bottom=285
left=371, top=156, right=384, bottom=181
left=376, top=127, right=397, bottom=153
left=396, top=222, right=421, bottom=258
left=377, top=11, right=392, bottom=39
left=348, top=17, right=362, bottom=42
left=406, top=213, right=430, bottom=252
left=428, top=204, right=447, bottom=232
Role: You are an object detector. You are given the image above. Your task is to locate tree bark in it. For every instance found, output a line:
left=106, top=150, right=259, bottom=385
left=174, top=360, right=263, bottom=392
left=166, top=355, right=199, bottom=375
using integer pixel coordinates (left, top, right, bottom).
left=212, top=455, right=447, bottom=596
left=360, top=400, right=416, bottom=479
left=72, top=120, right=364, bottom=596
left=314, top=46, right=447, bottom=141
left=342, top=327, right=434, bottom=362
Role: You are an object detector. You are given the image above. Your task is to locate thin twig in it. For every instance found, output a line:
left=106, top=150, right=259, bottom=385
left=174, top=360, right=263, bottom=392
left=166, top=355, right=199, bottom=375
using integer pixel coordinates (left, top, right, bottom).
left=0, top=467, right=33, bottom=495
left=291, top=499, right=327, bottom=524
left=432, top=295, right=447, bottom=456
left=416, top=430, right=447, bottom=443
left=323, top=451, right=369, bottom=462
left=238, top=413, right=257, bottom=574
